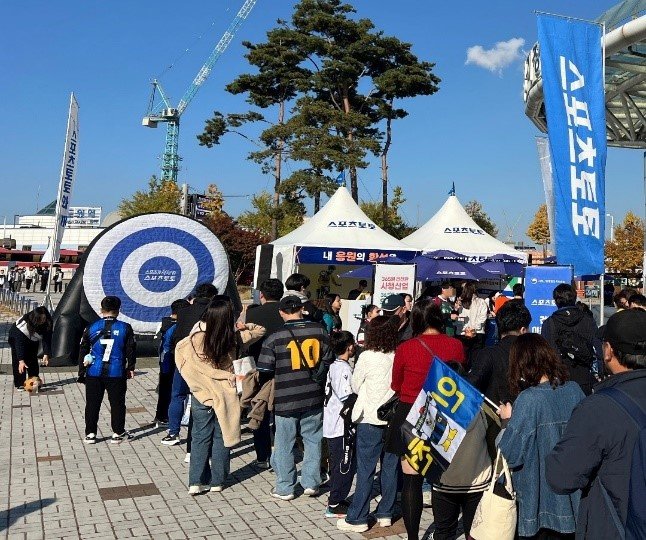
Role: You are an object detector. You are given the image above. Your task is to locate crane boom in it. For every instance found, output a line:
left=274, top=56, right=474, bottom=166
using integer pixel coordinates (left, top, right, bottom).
left=142, top=0, right=258, bottom=183
left=177, top=0, right=258, bottom=115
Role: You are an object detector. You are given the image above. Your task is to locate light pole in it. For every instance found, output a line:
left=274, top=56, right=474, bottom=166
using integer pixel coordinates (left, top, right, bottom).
left=606, top=212, right=615, bottom=242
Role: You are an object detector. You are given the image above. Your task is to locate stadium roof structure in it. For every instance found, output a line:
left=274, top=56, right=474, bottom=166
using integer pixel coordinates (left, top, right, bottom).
left=524, top=0, right=646, bottom=148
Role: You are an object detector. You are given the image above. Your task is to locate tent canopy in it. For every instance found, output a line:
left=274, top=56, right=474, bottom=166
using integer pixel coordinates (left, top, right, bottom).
left=402, top=195, right=527, bottom=262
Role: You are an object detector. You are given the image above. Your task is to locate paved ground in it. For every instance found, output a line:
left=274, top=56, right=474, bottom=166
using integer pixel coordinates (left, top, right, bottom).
left=0, top=308, right=446, bottom=540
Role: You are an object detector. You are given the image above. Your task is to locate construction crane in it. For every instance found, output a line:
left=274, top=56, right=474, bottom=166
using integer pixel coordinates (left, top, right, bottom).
left=142, top=0, right=258, bottom=183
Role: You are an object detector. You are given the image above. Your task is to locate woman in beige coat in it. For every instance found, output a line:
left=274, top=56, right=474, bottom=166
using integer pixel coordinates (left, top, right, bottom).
left=175, top=297, right=265, bottom=495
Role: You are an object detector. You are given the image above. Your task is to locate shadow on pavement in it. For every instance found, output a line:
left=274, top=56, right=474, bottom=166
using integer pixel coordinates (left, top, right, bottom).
left=0, top=498, right=56, bottom=532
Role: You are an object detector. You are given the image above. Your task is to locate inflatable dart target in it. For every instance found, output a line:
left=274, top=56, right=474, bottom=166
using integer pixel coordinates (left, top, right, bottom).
left=51, top=213, right=241, bottom=364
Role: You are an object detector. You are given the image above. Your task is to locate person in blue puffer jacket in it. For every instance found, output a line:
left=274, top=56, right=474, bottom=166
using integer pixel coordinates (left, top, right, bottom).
left=78, top=296, right=136, bottom=444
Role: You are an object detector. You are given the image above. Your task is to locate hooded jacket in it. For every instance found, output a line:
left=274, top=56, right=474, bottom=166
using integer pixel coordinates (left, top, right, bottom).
left=541, top=306, right=601, bottom=395
left=174, top=321, right=265, bottom=447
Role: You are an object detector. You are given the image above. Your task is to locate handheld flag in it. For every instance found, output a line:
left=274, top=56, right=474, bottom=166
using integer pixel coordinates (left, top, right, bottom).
left=403, top=358, right=484, bottom=480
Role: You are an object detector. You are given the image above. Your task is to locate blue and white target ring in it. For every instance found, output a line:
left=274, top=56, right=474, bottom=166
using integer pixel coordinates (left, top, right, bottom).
left=83, top=213, right=229, bottom=334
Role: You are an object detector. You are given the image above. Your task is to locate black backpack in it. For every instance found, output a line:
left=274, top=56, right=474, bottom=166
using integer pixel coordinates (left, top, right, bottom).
left=555, top=328, right=595, bottom=368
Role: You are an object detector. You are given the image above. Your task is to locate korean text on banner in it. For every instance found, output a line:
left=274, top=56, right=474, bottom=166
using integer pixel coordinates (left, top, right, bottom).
left=53, top=93, right=80, bottom=261
left=403, top=358, right=484, bottom=481
left=373, top=263, right=416, bottom=308
left=537, top=16, right=606, bottom=276
left=525, top=265, right=573, bottom=333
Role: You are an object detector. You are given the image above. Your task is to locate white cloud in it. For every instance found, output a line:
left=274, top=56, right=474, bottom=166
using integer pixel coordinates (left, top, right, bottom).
left=465, top=37, right=525, bottom=74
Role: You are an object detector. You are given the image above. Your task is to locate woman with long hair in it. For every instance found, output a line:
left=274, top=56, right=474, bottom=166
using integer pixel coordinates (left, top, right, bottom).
left=8, top=306, right=52, bottom=389
left=337, top=316, right=401, bottom=533
left=454, top=281, right=488, bottom=367
left=322, top=293, right=342, bottom=334
left=497, top=333, right=584, bottom=539
left=175, top=296, right=265, bottom=495
left=386, top=298, right=465, bottom=540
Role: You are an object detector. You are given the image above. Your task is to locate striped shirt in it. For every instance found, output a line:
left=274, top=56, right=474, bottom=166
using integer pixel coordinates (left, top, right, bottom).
left=257, top=320, right=334, bottom=416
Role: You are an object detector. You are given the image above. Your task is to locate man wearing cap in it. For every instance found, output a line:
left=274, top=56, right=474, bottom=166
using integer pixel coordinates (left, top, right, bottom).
left=257, top=295, right=335, bottom=500
left=546, top=309, right=646, bottom=539
left=381, top=294, right=412, bottom=342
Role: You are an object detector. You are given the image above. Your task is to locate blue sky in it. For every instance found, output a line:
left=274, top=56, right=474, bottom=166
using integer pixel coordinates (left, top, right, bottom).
left=2, top=0, right=638, bottom=244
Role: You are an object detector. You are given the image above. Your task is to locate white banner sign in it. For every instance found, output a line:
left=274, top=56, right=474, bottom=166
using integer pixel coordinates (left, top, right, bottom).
left=373, top=264, right=416, bottom=308
left=53, top=93, right=79, bottom=260
left=68, top=206, right=101, bottom=227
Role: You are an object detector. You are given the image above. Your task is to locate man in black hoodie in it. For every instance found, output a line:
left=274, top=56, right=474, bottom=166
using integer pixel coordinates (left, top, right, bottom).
left=161, top=283, right=218, bottom=446
left=541, top=283, right=601, bottom=395
left=468, top=300, right=531, bottom=404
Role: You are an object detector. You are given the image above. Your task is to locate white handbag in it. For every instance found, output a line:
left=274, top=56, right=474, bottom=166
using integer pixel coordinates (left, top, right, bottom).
left=470, top=449, right=517, bottom=540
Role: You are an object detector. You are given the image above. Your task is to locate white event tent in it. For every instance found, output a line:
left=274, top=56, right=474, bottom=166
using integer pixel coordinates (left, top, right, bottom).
left=254, top=186, right=417, bottom=285
left=402, top=195, right=527, bottom=262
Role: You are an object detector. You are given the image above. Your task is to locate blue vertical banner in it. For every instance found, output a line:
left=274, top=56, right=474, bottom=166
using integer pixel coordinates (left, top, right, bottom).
left=525, top=266, right=574, bottom=333
left=538, top=16, right=606, bottom=277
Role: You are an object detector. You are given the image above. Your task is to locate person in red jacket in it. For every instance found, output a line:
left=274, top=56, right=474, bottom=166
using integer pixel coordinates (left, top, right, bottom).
left=385, top=298, right=465, bottom=540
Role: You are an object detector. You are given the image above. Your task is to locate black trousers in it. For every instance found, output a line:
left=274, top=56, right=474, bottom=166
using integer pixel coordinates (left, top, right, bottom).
left=54, top=281, right=62, bottom=293
left=326, top=435, right=356, bottom=506
left=431, top=489, right=483, bottom=540
left=85, top=377, right=127, bottom=436
left=155, top=370, right=174, bottom=421
left=252, top=412, right=272, bottom=462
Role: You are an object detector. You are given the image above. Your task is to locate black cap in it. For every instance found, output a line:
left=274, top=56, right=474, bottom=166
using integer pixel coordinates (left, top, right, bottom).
left=381, top=294, right=405, bottom=311
left=601, top=309, right=646, bottom=354
left=279, top=295, right=304, bottom=312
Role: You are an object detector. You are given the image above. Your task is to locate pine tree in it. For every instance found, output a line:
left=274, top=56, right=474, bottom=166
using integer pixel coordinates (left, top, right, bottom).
left=465, top=200, right=498, bottom=238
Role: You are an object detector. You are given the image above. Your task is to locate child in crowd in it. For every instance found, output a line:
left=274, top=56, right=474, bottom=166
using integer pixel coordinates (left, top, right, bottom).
left=323, top=331, right=356, bottom=518
left=154, top=299, right=189, bottom=426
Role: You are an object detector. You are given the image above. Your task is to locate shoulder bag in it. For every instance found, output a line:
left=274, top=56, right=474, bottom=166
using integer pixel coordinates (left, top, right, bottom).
left=470, top=448, right=517, bottom=540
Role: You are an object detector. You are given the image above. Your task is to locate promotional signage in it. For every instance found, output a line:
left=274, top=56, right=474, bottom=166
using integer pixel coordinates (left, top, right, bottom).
left=538, top=15, right=606, bottom=276
left=525, top=265, right=573, bottom=333
left=373, top=263, right=416, bottom=308
left=67, top=206, right=101, bottom=227
left=296, top=247, right=413, bottom=265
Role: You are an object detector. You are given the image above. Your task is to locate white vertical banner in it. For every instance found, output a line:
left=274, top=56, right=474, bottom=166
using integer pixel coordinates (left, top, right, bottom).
left=373, top=264, right=416, bottom=308
left=46, top=93, right=79, bottom=263
left=536, top=136, right=556, bottom=254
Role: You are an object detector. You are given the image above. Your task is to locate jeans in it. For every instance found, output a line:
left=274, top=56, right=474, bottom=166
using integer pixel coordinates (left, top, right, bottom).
left=346, top=423, right=399, bottom=525
left=431, top=489, right=482, bottom=540
left=168, top=368, right=190, bottom=436
left=155, top=369, right=174, bottom=421
left=271, top=409, right=323, bottom=496
left=252, top=412, right=272, bottom=462
left=189, top=398, right=230, bottom=488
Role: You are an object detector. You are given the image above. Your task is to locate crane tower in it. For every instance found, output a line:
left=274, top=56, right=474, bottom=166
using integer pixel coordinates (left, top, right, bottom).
left=142, top=0, right=258, bottom=183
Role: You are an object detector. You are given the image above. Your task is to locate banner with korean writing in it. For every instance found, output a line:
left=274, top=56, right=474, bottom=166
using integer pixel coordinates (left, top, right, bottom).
left=295, top=246, right=414, bottom=265
left=538, top=16, right=606, bottom=277
left=403, top=358, right=484, bottom=481
left=525, top=265, right=573, bottom=334
left=373, top=263, right=415, bottom=307
left=52, top=93, right=80, bottom=261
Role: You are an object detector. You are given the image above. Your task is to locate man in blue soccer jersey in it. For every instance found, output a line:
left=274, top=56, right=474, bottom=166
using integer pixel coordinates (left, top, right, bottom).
left=78, top=296, right=137, bottom=444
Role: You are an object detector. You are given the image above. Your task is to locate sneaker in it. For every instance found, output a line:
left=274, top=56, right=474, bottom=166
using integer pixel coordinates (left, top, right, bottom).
left=336, top=519, right=368, bottom=533
left=377, top=517, right=392, bottom=527
left=325, top=501, right=350, bottom=518
left=84, top=433, right=96, bottom=444
left=270, top=489, right=294, bottom=501
left=155, top=418, right=169, bottom=428
left=161, top=433, right=181, bottom=446
left=184, top=453, right=191, bottom=463
left=210, top=485, right=223, bottom=492
left=253, top=459, right=271, bottom=470
left=303, top=487, right=320, bottom=497
left=15, top=386, right=25, bottom=392
left=111, top=432, right=132, bottom=444
left=188, top=485, right=209, bottom=496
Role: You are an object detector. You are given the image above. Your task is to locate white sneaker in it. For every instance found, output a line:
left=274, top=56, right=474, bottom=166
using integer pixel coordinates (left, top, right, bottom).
left=84, top=433, right=96, bottom=444
left=303, top=487, right=320, bottom=496
left=210, top=485, right=223, bottom=492
left=377, top=517, right=392, bottom=527
left=270, top=489, right=294, bottom=501
left=336, top=519, right=368, bottom=533
left=184, top=453, right=190, bottom=463
left=188, top=485, right=209, bottom=496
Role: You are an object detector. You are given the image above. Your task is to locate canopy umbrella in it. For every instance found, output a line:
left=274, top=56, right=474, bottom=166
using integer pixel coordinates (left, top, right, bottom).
left=487, top=253, right=523, bottom=262
left=479, top=260, right=525, bottom=276
left=339, top=257, right=408, bottom=279
left=423, top=249, right=467, bottom=260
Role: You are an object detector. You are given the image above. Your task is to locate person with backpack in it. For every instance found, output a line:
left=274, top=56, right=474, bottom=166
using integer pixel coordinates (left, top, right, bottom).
left=541, top=283, right=601, bottom=395
left=154, top=299, right=189, bottom=426
left=546, top=308, right=646, bottom=540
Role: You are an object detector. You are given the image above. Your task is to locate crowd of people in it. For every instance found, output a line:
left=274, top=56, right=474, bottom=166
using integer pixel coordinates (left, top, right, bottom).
left=7, top=273, right=646, bottom=540
left=0, top=266, right=64, bottom=293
